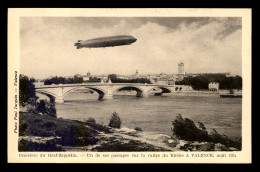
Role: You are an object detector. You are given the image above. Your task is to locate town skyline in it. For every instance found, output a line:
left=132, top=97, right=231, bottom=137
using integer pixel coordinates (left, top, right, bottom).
left=20, top=17, right=242, bottom=79
left=35, top=69, right=238, bottom=82
left=28, top=61, right=240, bottom=81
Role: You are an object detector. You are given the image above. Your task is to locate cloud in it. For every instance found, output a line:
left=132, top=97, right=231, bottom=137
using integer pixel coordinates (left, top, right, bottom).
left=20, top=17, right=242, bottom=79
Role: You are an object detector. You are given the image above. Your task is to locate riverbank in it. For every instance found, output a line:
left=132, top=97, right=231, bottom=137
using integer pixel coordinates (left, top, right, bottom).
left=109, top=90, right=242, bottom=97
left=19, top=112, right=240, bottom=152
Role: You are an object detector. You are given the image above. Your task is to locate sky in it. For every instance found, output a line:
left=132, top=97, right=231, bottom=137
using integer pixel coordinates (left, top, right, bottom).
left=20, top=17, right=242, bottom=79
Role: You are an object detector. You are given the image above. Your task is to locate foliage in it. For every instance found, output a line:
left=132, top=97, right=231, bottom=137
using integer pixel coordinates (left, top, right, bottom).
left=108, top=74, right=117, bottom=81
left=85, top=118, right=112, bottom=133
left=44, top=75, right=83, bottom=85
left=171, top=114, right=241, bottom=150
left=27, top=104, right=38, bottom=115
left=88, top=77, right=101, bottom=82
left=19, top=112, right=98, bottom=147
left=59, top=124, right=98, bottom=146
left=20, top=74, right=58, bottom=119
left=73, top=75, right=84, bottom=83
left=134, top=127, right=143, bottom=131
left=36, top=100, right=57, bottom=118
left=198, top=122, right=206, bottom=130
left=18, top=139, right=64, bottom=152
left=19, top=122, right=28, bottom=136
left=42, top=121, right=57, bottom=129
left=108, top=74, right=152, bottom=84
left=19, top=74, right=38, bottom=107
left=108, top=112, right=122, bottom=128
left=92, top=139, right=169, bottom=152
left=175, top=74, right=242, bottom=90
left=85, top=117, right=96, bottom=125
left=172, top=114, right=210, bottom=142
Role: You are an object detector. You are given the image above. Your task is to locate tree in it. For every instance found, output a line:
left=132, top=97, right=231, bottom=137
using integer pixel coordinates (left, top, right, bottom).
left=108, top=74, right=151, bottom=84
left=175, top=74, right=242, bottom=90
left=108, top=112, right=122, bottom=128
left=73, top=75, right=83, bottom=83
left=108, top=74, right=117, bottom=82
left=35, top=100, right=57, bottom=118
left=19, top=74, right=38, bottom=107
left=89, top=77, right=101, bottom=82
left=44, top=75, right=83, bottom=85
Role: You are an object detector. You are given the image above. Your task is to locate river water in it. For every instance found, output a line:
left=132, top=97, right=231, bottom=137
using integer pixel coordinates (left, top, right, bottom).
left=44, top=91, right=242, bottom=140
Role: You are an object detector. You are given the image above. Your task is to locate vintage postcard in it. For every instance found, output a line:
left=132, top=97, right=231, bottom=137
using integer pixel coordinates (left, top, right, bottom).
left=8, top=8, right=252, bottom=163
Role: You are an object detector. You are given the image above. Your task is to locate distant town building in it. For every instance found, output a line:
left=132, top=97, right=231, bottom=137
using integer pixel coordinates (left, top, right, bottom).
left=83, top=71, right=91, bottom=81
left=168, top=79, right=175, bottom=85
left=177, top=60, right=185, bottom=81
left=134, top=69, right=139, bottom=78
left=208, top=82, right=219, bottom=91
left=147, top=73, right=176, bottom=85
left=149, top=77, right=157, bottom=84
left=178, top=61, right=184, bottom=75
left=90, top=74, right=108, bottom=82
left=124, top=70, right=148, bottom=80
left=156, top=78, right=168, bottom=85
left=101, top=76, right=108, bottom=82
left=117, top=75, right=131, bottom=80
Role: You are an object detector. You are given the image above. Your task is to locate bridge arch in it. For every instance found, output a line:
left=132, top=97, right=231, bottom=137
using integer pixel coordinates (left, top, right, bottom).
left=147, top=86, right=174, bottom=94
left=63, top=86, right=107, bottom=100
left=113, top=85, right=145, bottom=97
left=36, top=90, right=57, bottom=102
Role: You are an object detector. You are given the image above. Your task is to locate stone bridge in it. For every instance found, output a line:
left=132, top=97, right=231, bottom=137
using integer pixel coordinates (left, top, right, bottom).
left=35, top=82, right=189, bottom=103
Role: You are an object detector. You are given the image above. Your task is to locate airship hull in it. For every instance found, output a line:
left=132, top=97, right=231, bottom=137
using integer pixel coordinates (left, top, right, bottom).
left=74, top=35, right=137, bottom=49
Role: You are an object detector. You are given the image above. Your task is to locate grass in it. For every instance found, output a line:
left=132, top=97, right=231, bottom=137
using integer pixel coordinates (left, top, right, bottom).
left=85, top=122, right=112, bottom=133
left=19, top=112, right=240, bottom=152
left=92, top=138, right=170, bottom=152
left=18, top=138, right=64, bottom=152
left=19, top=112, right=98, bottom=150
left=19, top=112, right=171, bottom=152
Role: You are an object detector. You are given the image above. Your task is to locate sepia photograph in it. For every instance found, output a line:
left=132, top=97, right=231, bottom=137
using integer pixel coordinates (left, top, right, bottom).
left=8, top=8, right=251, bottom=163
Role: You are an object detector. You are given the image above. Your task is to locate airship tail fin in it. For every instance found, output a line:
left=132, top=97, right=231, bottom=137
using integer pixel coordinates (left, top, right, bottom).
left=74, top=42, right=82, bottom=49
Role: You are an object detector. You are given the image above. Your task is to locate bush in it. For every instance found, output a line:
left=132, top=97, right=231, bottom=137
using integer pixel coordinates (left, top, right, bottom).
left=33, top=119, right=43, bottom=123
left=85, top=117, right=111, bottom=133
left=59, top=124, right=98, bottom=146
left=134, top=127, right=142, bottom=131
left=42, top=121, right=57, bottom=129
left=27, top=104, right=38, bottom=115
left=19, top=122, right=28, bottom=136
left=19, top=74, right=38, bottom=107
left=85, top=117, right=96, bottom=126
left=171, top=114, right=242, bottom=150
left=18, top=139, right=29, bottom=151
left=45, top=102, right=57, bottom=118
left=18, top=139, right=64, bottom=152
left=171, top=114, right=210, bottom=142
left=108, top=112, right=122, bottom=128
left=36, top=100, right=57, bottom=118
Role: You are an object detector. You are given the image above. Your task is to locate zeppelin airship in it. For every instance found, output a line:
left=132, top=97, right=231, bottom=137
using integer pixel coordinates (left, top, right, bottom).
left=74, top=35, right=137, bottom=49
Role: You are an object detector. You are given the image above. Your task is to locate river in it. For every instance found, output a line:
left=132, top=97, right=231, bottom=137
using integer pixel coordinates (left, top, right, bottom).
left=38, top=91, right=242, bottom=140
